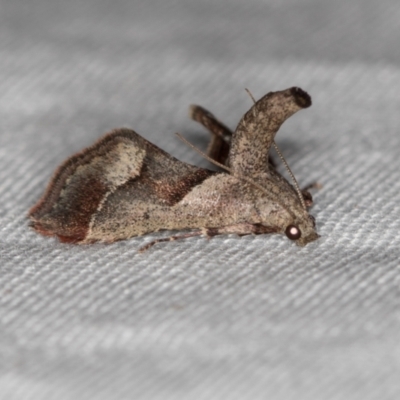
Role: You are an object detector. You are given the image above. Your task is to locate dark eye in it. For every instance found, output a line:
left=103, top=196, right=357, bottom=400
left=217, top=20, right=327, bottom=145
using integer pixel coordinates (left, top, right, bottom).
left=285, top=225, right=301, bottom=240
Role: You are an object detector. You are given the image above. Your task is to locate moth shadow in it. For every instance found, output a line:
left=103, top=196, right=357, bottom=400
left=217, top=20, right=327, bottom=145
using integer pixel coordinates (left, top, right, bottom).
left=272, top=138, right=306, bottom=157
left=176, top=129, right=215, bottom=168
left=184, top=129, right=211, bottom=150
left=279, top=136, right=321, bottom=157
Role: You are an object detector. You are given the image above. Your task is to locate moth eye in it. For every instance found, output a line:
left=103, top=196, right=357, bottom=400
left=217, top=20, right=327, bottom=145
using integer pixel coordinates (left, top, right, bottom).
left=285, top=225, right=301, bottom=240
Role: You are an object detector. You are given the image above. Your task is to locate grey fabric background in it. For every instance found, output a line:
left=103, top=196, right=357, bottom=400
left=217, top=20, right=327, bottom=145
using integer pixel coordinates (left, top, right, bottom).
left=1, top=0, right=400, bottom=399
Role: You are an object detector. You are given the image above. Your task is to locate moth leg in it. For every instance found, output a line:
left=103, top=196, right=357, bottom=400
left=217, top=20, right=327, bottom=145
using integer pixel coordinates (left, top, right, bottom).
left=139, top=223, right=278, bottom=252
left=138, top=231, right=203, bottom=253
left=189, top=105, right=232, bottom=164
left=205, top=223, right=279, bottom=238
left=302, top=182, right=322, bottom=191
left=301, top=182, right=322, bottom=208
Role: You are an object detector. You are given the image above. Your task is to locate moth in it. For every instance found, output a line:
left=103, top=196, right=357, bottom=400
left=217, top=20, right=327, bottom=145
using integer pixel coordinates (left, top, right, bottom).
left=29, top=87, right=319, bottom=251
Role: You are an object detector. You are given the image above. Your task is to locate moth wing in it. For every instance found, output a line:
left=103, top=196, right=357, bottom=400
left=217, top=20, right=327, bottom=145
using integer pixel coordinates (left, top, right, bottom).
left=29, top=128, right=213, bottom=243
left=189, top=105, right=232, bottom=165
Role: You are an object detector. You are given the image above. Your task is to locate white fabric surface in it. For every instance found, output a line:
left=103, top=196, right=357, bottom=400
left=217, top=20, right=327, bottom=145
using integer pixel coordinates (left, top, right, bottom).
left=1, top=0, right=400, bottom=399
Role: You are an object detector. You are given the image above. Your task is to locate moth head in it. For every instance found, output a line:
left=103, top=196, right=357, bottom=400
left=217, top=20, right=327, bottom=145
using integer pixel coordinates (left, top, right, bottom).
left=285, top=214, right=319, bottom=246
left=285, top=224, right=301, bottom=240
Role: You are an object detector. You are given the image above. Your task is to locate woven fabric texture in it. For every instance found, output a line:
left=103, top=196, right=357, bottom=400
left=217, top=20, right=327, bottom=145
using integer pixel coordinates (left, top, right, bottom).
left=1, top=0, right=400, bottom=399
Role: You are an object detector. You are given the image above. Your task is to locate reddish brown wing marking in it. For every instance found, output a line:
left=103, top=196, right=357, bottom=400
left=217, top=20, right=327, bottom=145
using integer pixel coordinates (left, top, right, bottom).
left=30, top=177, right=108, bottom=243
left=30, top=131, right=140, bottom=242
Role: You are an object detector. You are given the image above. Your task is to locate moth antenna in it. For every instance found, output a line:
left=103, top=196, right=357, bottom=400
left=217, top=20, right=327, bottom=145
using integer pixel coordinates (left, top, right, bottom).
left=175, top=133, right=296, bottom=219
left=244, top=88, right=257, bottom=104
left=244, top=88, right=258, bottom=119
left=272, top=141, right=306, bottom=210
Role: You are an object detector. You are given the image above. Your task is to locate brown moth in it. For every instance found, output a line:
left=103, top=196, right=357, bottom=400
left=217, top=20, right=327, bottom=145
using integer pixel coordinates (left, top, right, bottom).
left=29, top=87, right=319, bottom=250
